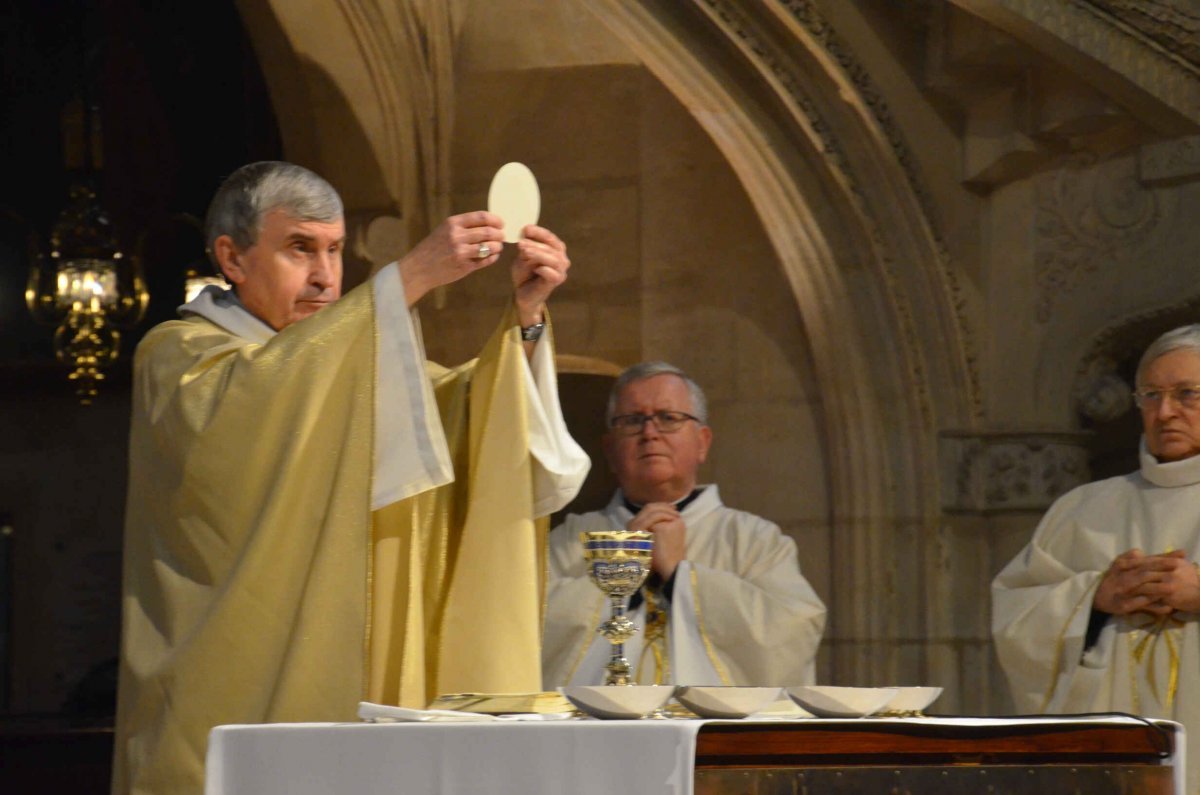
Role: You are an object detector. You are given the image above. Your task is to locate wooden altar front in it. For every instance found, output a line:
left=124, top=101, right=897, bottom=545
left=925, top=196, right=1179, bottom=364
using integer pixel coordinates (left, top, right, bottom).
left=693, top=717, right=1177, bottom=794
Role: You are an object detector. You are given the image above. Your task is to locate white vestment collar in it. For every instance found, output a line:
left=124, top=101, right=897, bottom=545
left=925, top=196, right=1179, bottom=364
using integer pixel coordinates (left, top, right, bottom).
left=1138, top=436, right=1200, bottom=488
left=178, top=285, right=276, bottom=343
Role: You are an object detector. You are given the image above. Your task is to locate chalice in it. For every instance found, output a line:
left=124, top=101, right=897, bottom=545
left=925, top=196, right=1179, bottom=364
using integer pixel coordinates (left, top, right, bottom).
left=582, top=529, right=654, bottom=686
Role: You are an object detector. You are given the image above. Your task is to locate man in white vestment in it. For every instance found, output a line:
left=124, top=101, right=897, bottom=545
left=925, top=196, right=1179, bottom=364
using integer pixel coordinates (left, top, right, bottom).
left=993, top=324, right=1200, bottom=793
left=543, top=361, right=826, bottom=687
left=114, top=162, right=589, bottom=795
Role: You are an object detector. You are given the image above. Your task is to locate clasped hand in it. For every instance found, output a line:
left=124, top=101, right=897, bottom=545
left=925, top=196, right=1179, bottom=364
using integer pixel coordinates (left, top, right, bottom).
left=629, top=503, right=687, bottom=580
left=1093, top=548, right=1200, bottom=616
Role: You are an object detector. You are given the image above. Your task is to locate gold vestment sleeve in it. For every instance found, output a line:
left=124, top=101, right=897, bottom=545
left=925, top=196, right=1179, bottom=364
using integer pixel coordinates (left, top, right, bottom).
left=368, top=305, right=548, bottom=705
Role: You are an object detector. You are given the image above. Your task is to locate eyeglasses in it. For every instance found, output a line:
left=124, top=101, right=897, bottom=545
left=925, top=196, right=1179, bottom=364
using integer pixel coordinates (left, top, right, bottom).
left=609, top=410, right=701, bottom=436
left=1133, top=385, right=1200, bottom=410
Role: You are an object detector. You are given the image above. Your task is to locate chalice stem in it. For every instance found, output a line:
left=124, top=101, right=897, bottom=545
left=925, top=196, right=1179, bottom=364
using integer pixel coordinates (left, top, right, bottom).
left=606, top=594, right=632, bottom=686
left=611, top=594, right=626, bottom=620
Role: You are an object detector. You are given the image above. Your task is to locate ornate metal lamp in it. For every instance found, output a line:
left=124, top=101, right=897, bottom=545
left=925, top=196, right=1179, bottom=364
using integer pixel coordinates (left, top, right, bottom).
left=25, top=83, right=149, bottom=404
left=25, top=179, right=148, bottom=404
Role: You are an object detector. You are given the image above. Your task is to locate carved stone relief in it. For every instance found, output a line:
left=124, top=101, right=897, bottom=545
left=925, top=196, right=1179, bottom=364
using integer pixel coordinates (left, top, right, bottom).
left=1034, top=154, right=1168, bottom=322
left=941, top=432, right=1092, bottom=512
left=1074, top=359, right=1134, bottom=423
left=1084, top=0, right=1200, bottom=70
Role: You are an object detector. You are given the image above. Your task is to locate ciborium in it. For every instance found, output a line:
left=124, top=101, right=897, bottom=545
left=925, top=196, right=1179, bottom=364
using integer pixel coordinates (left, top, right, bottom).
left=582, top=529, right=654, bottom=686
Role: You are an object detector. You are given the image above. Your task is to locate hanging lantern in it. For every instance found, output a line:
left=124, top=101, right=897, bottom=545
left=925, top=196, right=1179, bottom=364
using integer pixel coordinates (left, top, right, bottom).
left=25, top=180, right=148, bottom=404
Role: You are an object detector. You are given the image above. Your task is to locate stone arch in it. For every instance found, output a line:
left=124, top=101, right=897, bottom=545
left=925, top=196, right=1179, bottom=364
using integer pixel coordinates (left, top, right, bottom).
left=585, top=0, right=978, bottom=684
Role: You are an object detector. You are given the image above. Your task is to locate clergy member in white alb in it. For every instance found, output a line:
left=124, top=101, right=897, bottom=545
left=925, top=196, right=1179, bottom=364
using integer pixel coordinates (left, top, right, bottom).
left=993, top=324, right=1200, bottom=794
left=114, top=162, right=589, bottom=795
left=543, top=361, right=826, bottom=687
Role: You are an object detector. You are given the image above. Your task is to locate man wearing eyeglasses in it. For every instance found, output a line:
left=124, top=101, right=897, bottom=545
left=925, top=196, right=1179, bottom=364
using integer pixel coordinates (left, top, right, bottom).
left=542, top=361, right=826, bottom=688
left=994, top=324, right=1200, bottom=794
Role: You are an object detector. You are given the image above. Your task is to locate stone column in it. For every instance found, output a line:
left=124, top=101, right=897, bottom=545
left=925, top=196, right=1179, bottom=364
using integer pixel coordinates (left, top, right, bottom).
left=937, top=430, right=1091, bottom=713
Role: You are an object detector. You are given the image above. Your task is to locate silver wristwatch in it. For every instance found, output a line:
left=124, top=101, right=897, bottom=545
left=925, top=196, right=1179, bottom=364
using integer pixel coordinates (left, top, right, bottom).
left=520, top=322, right=546, bottom=342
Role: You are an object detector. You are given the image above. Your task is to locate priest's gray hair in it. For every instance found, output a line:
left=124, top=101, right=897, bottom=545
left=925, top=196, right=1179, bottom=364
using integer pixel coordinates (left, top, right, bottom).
left=606, top=361, right=708, bottom=426
left=205, top=161, right=343, bottom=259
left=1137, top=324, right=1200, bottom=384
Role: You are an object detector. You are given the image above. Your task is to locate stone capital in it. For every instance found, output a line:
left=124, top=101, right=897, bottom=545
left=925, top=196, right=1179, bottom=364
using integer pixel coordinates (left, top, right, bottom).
left=940, top=430, right=1092, bottom=513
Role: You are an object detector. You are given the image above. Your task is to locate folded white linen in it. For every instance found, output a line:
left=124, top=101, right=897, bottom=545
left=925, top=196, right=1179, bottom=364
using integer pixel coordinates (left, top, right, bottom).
left=357, top=702, right=498, bottom=722
left=357, top=701, right=575, bottom=723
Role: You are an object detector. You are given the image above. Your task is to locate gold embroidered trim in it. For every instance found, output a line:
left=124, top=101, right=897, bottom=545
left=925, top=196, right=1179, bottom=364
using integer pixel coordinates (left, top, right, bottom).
left=1130, top=613, right=1183, bottom=711
left=636, top=588, right=668, bottom=684
left=692, top=566, right=731, bottom=685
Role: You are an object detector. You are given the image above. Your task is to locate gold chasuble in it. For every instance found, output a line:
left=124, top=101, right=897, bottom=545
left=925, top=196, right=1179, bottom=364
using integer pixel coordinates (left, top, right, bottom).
left=114, top=281, right=549, bottom=795
left=368, top=318, right=549, bottom=705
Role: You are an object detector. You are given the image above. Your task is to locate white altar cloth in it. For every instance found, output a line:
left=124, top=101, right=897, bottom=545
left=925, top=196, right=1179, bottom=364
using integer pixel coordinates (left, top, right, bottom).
left=206, top=719, right=701, bottom=795
left=205, top=715, right=1183, bottom=795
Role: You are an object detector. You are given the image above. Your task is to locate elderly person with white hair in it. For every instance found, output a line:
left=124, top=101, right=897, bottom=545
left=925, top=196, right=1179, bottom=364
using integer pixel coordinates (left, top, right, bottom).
left=542, top=361, right=826, bottom=689
left=993, top=324, right=1200, bottom=792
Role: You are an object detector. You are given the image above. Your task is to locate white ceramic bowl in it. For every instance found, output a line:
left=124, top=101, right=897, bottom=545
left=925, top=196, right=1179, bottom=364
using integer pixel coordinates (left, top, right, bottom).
left=559, top=685, right=674, bottom=719
left=674, top=686, right=783, bottom=719
left=785, top=686, right=899, bottom=718
left=880, top=686, right=943, bottom=715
